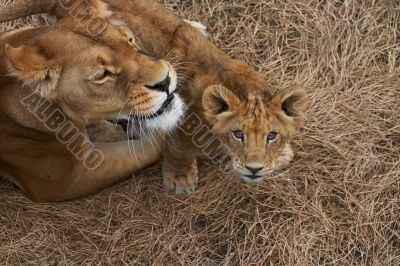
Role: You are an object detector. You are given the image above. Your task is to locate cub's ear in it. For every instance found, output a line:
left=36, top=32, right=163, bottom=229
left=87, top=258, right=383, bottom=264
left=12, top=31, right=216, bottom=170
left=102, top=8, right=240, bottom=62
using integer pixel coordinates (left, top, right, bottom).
left=202, top=85, right=240, bottom=123
left=5, top=43, right=62, bottom=98
left=271, top=85, right=308, bottom=124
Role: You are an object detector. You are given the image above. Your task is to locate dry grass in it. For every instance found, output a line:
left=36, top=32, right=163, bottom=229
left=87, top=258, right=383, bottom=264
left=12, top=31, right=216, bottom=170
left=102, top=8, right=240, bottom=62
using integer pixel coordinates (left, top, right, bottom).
left=1, top=0, right=399, bottom=265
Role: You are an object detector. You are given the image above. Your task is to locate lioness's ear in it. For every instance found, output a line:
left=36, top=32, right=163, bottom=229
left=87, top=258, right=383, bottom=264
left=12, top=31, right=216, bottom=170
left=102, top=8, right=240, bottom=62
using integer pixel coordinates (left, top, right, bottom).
left=202, top=85, right=240, bottom=123
left=5, top=43, right=62, bottom=98
left=272, top=85, right=308, bottom=124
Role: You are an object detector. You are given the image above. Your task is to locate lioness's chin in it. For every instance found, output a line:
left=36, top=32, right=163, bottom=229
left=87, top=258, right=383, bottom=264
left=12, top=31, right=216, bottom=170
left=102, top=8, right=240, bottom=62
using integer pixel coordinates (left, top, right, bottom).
left=144, top=95, right=185, bottom=132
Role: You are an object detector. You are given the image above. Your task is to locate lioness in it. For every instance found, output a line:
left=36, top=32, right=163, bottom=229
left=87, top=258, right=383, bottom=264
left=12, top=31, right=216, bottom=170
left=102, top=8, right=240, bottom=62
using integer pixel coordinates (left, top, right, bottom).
left=2, top=0, right=308, bottom=195
left=0, top=5, right=184, bottom=202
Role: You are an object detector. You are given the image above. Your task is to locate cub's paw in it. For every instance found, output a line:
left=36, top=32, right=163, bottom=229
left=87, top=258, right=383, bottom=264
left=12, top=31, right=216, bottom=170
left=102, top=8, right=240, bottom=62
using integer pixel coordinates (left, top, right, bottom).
left=163, top=160, right=198, bottom=195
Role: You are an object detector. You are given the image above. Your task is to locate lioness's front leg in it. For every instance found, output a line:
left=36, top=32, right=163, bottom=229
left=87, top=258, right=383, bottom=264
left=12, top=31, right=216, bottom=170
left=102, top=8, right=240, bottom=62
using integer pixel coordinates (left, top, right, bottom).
left=68, top=136, right=163, bottom=200
left=13, top=133, right=164, bottom=202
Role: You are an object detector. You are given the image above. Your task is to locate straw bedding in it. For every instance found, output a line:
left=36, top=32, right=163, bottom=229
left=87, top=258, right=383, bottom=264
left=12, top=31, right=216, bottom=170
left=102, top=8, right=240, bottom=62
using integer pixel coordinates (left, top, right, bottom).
left=0, top=0, right=399, bottom=265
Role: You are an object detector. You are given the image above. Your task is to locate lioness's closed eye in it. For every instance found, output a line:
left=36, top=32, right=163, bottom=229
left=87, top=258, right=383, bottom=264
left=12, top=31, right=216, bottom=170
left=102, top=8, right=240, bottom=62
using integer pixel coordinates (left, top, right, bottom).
left=4, top=25, right=184, bottom=131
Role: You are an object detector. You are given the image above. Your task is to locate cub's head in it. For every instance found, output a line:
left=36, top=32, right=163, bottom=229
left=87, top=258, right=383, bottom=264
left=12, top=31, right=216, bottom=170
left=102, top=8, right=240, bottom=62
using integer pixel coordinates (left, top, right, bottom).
left=4, top=24, right=184, bottom=131
left=203, top=85, right=307, bottom=183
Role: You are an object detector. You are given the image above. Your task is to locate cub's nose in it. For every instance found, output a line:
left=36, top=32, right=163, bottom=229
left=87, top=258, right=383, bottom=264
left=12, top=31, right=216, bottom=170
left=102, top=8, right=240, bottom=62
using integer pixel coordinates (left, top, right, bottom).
left=145, top=75, right=170, bottom=93
left=245, top=165, right=263, bottom=175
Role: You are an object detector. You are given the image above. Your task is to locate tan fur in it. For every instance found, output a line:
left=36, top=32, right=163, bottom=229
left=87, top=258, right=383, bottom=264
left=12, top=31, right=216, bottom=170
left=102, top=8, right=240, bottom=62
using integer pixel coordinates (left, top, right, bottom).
left=99, top=0, right=308, bottom=193
left=104, top=0, right=308, bottom=193
left=1, top=0, right=308, bottom=195
left=0, top=8, right=183, bottom=202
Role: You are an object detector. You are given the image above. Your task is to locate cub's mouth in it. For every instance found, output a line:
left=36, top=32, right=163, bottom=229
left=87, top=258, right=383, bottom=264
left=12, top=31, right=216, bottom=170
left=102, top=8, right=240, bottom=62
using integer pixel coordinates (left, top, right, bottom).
left=241, top=174, right=265, bottom=184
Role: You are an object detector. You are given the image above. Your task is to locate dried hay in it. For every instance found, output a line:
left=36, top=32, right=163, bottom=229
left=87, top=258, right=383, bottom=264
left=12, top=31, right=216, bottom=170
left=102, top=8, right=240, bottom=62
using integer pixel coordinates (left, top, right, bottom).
left=0, top=0, right=399, bottom=264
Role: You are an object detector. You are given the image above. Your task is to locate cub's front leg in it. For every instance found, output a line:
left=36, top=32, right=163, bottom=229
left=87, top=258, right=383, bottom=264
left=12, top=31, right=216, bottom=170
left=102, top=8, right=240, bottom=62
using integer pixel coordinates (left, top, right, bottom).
left=163, top=131, right=200, bottom=194
left=163, top=109, right=210, bottom=194
left=162, top=108, right=217, bottom=194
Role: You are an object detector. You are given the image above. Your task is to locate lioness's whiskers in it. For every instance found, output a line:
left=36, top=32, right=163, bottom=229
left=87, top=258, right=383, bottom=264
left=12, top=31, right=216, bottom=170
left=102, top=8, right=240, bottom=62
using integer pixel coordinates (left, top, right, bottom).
left=115, top=103, right=128, bottom=128
left=145, top=110, right=162, bottom=152
left=127, top=110, right=133, bottom=156
left=127, top=110, right=140, bottom=167
left=178, top=74, right=194, bottom=84
left=164, top=49, right=176, bottom=61
left=149, top=119, right=163, bottom=151
left=144, top=108, right=162, bottom=151
left=148, top=127, right=161, bottom=152
left=137, top=108, right=147, bottom=156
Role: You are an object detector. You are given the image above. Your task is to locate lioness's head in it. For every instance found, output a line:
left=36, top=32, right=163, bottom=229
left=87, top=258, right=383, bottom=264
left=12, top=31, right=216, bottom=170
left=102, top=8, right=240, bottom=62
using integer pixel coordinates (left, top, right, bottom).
left=4, top=24, right=184, bottom=131
left=203, top=85, right=307, bottom=183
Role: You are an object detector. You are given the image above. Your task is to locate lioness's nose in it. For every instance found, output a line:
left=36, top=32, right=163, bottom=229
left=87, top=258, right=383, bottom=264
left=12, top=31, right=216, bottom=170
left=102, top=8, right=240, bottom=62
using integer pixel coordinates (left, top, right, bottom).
left=145, top=75, right=170, bottom=93
left=246, top=165, right=263, bottom=175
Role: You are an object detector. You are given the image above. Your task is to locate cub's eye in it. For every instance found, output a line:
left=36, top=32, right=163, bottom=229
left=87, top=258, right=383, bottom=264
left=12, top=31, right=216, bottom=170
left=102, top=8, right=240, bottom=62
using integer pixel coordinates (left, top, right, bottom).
left=267, top=132, right=279, bottom=143
left=232, top=130, right=245, bottom=141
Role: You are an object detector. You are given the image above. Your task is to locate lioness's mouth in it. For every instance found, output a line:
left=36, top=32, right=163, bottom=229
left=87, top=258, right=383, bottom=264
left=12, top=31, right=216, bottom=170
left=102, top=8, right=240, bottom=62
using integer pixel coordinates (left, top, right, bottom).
left=128, top=92, right=185, bottom=133
left=131, top=93, right=175, bottom=121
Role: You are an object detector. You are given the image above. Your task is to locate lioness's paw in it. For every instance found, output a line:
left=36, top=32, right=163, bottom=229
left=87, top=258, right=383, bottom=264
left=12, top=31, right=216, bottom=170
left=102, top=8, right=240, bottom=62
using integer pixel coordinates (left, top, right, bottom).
left=87, top=120, right=126, bottom=142
left=163, top=160, right=198, bottom=195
